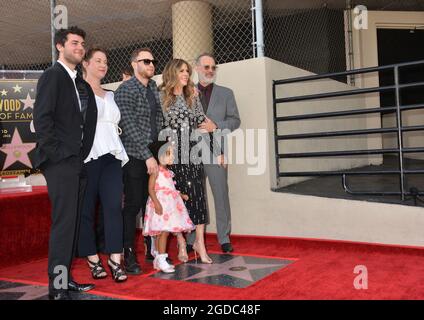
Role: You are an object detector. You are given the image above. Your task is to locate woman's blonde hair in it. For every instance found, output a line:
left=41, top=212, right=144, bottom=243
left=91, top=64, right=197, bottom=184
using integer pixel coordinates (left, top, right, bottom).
left=160, top=59, right=195, bottom=111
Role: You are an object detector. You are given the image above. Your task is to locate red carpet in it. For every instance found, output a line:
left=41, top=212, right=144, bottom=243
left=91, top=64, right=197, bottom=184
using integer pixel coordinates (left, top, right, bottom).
left=0, top=187, right=51, bottom=269
left=0, top=233, right=423, bottom=300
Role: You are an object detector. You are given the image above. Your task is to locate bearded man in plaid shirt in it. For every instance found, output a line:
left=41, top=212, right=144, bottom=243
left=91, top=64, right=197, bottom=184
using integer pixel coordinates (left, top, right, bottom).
left=115, top=48, right=163, bottom=274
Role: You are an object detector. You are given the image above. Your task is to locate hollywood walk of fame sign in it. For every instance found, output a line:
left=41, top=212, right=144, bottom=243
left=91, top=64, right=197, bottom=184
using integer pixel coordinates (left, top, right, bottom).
left=0, top=72, right=42, bottom=176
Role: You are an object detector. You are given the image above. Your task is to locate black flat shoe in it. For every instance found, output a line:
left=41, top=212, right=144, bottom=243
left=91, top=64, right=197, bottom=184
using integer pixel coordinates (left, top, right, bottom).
left=221, top=243, right=234, bottom=253
left=68, top=280, right=95, bottom=292
left=48, top=291, right=72, bottom=300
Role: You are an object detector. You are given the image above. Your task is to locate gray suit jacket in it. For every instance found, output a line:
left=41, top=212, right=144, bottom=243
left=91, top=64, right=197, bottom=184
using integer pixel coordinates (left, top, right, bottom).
left=197, top=83, right=241, bottom=159
left=202, top=84, right=241, bottom=132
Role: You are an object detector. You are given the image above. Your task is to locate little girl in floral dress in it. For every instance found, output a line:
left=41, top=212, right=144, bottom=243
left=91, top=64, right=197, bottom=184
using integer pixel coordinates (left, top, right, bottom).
left=143, top=141, right=195, bottom=273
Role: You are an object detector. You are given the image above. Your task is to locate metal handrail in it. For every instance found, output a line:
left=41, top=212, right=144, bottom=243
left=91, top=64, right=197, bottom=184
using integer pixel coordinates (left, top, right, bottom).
left=274, top=59, right=424, bottom=85
left=272, top=60, right=424, bottom=201
left=276, top=103, right=424, bottom=122
left=278, top=148, right=411, bottom=159
left=278, top=125, right=424, bottom=140
left=280, top=169, right=424, bottom=177
left=275, top=80, right=424, bottom=104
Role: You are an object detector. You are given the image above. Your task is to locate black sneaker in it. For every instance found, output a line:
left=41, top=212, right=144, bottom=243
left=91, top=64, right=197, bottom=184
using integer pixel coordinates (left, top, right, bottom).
left=124, top=247, right=142, bottom=275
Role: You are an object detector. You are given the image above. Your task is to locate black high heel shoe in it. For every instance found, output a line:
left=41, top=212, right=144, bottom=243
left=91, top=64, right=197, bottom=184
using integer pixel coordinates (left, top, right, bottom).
left=87, top=258, right=107, bottom=279
left=108, top=258, right=128, bottom=283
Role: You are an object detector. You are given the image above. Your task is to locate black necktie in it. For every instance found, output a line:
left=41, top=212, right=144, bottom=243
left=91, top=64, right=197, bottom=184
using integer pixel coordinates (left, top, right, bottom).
left=199, top=90, right=208, bottom=114
left=76, top=80, right=88, bottom=122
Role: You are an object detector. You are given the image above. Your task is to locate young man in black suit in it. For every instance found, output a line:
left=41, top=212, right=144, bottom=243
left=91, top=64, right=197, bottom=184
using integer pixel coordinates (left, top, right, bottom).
left=33, top=26, right=97, bottom=300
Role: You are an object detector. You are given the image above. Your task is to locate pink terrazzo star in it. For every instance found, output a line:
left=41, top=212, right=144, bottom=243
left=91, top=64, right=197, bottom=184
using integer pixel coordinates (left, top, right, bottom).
left=0, top=128, right=36, bottom=170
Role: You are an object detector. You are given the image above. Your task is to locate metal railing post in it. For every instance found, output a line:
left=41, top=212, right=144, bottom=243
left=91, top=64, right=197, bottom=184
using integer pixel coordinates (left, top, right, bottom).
left=50, top=0, right=57, bottom=65
left=272, top=81, right=280, bottom=187
left=254, top=0, right=265, bottom=58
left=394, top=66, right=406, bottom=200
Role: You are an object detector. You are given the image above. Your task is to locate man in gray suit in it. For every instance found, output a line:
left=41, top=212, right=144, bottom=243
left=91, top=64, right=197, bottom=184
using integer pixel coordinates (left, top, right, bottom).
left=187, top=53, right=241, bottom=253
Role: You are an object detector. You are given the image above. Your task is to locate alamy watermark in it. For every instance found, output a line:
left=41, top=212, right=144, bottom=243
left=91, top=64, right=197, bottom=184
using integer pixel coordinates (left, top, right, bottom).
left=53, top=5, right=68, bottom=29
left=353, top=265, right=368, bottom=290
left=158, top=128, right=267, bottom=176
left=353, top=5, right=368, bottom=30
left=53, top=265, right=68, bottom=290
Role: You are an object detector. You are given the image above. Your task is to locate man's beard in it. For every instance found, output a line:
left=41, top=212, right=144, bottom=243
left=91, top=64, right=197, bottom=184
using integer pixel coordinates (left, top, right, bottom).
left=139, top=68, right=154, bottom=79
left=198, top=72, right=216, bottom=85
left=63, top=51, right=83, bottom=65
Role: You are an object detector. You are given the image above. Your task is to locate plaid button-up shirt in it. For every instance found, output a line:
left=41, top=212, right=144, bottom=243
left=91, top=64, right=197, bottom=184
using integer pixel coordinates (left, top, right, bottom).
left=115, top=77, right=164, bottom=161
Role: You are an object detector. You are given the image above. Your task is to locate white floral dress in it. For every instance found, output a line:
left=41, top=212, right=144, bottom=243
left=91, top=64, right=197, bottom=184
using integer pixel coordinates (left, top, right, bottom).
left=143, top=166, right=195, bottom=236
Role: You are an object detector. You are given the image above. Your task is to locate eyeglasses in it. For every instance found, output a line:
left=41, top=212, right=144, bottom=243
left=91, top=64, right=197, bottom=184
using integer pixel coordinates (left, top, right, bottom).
left=202, top=65, right=218, bottom=71
left=136, top=59, right=157, bottom=66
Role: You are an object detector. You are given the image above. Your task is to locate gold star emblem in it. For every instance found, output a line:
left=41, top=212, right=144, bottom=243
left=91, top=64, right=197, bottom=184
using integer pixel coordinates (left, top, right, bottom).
left=1, top=89, right=7, bottom=96
left=12, top=84, right=22, bottom=93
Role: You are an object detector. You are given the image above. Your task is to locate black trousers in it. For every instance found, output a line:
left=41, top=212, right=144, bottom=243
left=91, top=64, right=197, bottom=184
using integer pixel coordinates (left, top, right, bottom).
left=122, top=155, right=149, bottom=249
left=42, top=155, right=86, bottom=294
left=78, top=154, right=124, bottom=257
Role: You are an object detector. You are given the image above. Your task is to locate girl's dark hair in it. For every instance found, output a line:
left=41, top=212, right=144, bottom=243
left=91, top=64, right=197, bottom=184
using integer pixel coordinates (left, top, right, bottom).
left=148, top=140, right=170, bottom=162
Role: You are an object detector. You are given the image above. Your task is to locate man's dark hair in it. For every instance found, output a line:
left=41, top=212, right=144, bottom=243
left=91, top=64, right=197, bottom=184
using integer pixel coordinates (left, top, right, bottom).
left=54, top=26, right=86, bottom=48
left=130, top=47, right=153, bottom=62
left=122, top=65, right=133, bottom=76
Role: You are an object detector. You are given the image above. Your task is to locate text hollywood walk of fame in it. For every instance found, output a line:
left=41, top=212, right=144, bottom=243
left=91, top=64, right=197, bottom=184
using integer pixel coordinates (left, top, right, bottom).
left=0, top=79, right=38, bottom=174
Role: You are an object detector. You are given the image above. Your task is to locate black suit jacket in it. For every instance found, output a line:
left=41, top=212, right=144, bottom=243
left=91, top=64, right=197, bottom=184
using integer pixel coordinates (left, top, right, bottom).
left=33, top=62, right=97, bottom=168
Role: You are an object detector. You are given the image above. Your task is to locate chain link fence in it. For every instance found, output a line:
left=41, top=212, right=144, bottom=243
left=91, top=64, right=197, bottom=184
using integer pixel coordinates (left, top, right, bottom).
left=264, top=0, right=424, bottom=78
left=264, top=3, right=346, bottom=77
left=1, top=0, right=254, bottom=83
left=1, top=0, right=423, bottom=83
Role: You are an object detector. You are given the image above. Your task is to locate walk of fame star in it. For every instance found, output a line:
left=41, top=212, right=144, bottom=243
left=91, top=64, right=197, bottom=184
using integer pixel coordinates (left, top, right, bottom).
left=0, top=127, right=36, bottom=170
left=20, top=92, right=35, bottom=110
left=151, top=253, right=294, bottom=288
left=0, top=284, right=48, bottom=300
left=0, top=281, right=117, bottom=300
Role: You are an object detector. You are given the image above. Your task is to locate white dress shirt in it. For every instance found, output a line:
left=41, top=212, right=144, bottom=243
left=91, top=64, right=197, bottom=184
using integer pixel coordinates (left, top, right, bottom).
left=84, top=91, right=129, bottom=166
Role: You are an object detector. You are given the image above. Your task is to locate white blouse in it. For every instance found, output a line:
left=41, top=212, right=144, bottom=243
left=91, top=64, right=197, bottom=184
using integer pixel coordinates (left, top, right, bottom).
left=84, top=91, right=129, bottom=166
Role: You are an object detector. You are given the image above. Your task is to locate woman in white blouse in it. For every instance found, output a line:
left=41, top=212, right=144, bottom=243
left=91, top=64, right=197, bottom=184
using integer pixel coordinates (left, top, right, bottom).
left=78, top=47, right=129, bottom=282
